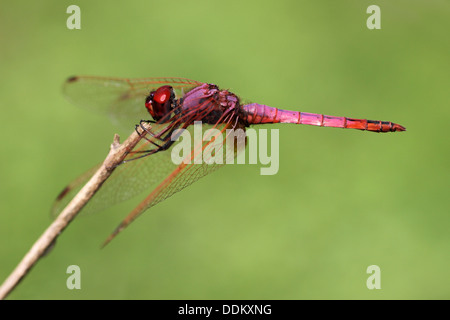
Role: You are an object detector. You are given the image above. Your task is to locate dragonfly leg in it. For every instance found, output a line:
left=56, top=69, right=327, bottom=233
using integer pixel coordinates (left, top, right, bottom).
left=123, top=117, right=190, bottom=164
left=135, top=119, right=156, bottom=136
left=122, top=138, right=176, bottom=163
left=122, top=122, right=185, bottom=164
left=138, top=119, right=172, bottom=139
left=134, top=120, right=163, bottom=149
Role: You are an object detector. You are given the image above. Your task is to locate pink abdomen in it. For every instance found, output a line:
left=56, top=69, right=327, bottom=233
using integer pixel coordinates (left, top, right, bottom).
left=241, top=103, right=405, bottom=132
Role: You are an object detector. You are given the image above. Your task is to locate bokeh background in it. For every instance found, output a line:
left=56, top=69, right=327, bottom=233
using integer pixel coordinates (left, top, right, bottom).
left=0, top=0, right=448, bottom=299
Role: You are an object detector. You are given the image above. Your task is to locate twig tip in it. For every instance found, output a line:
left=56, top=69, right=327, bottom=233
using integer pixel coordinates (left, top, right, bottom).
left=111, top=134, right=121, bottom=150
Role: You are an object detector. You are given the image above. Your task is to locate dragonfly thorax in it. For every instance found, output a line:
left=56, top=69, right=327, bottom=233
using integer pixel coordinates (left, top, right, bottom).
left=180, top=83, right=241, bottom=125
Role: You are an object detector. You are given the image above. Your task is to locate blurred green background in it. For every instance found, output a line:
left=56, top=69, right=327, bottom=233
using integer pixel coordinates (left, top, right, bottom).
left=0, top=0, right=448, bottom=299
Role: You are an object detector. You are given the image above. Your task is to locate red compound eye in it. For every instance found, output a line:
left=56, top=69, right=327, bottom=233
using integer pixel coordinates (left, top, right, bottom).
left=153, top=86, right=172, bottom=104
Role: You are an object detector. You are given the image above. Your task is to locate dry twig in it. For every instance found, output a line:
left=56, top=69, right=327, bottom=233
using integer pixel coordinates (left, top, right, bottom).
left=0, top=126, right=146, bottom=300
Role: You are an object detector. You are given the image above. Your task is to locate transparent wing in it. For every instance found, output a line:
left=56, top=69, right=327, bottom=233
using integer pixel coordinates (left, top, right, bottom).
left=50, top=122, right=179, bottom=218
left=50, top=121, right=247, bottom=222
left=101, top=119, right=247, bottom=246
left=50, top=163, right=101, bottom=218
left=63, top=75, right=202, bottom=128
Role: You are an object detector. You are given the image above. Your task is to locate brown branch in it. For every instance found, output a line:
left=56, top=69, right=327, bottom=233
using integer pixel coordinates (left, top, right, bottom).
left=0, top=126, right=146, bottom=300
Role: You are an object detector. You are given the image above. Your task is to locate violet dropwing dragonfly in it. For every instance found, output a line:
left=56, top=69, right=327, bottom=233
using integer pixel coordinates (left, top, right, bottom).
left=52, top=76, right=406, bottom=246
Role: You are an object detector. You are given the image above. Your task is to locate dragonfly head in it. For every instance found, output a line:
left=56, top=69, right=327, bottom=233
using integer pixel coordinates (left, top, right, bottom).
left=145, top=85, right=176, bottom=121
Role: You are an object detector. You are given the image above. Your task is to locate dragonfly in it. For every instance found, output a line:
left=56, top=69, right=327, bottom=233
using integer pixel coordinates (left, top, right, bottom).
left=52, top=76, right=406, bottom=246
